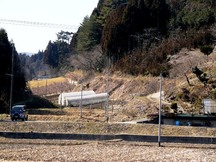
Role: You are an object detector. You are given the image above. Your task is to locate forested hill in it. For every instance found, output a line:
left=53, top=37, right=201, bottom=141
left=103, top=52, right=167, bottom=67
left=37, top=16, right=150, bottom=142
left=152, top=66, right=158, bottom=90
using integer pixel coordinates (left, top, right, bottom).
left=20, top=0, right=216, bottom=78
left=70, top=0, right=216, bottom=75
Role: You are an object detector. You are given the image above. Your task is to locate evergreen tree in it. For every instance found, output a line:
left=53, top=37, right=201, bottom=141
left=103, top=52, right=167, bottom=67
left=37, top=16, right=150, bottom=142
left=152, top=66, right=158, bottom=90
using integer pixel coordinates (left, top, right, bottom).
left=0, top=29, right=27, bottom=113
left=44, top=40, right=70, bottom=68
left=44, top=41, right=58, bottom=67
left=56, top=40, right=70, bottom=66
left=76, top=16, right=100, bottom=52
left=56, top=30, right=73, bottom=43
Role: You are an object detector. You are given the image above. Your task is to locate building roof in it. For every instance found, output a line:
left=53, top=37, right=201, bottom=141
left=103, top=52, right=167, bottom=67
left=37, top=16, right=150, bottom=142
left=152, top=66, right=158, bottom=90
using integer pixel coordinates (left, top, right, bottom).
left=163, top=114, right=216, bottom=121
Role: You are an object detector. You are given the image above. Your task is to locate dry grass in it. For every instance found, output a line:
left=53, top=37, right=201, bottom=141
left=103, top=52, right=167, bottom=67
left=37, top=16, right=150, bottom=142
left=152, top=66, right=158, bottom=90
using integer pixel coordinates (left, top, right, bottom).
left=0, top=122, right=215, bottom=137
left=28, top=77, right=66, bottom=88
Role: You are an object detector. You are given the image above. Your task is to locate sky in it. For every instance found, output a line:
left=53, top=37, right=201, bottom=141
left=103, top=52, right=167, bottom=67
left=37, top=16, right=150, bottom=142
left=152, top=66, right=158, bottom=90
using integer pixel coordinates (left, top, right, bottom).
left=0, top=0, right=99, bottom=54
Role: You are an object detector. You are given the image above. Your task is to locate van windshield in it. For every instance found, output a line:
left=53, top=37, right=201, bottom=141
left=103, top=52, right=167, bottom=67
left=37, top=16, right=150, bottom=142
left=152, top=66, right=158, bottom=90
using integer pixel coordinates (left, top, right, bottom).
left=12, top=106, right=24, bottom=111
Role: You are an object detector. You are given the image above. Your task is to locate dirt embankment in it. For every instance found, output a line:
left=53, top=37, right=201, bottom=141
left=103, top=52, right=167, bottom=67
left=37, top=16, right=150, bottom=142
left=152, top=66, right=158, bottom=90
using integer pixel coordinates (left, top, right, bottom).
left=71, top=47, right=216, bottom=117
left=65, top=72, right=163, bottom=120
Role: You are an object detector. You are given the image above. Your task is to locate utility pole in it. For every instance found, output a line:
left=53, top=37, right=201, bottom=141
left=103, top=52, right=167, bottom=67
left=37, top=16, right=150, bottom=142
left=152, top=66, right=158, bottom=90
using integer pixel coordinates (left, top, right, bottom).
left=158, top=73, right=162, bottom=147
left=9, top=41, right=14, bottom=113
left=105, top=56, right=110, bottom=122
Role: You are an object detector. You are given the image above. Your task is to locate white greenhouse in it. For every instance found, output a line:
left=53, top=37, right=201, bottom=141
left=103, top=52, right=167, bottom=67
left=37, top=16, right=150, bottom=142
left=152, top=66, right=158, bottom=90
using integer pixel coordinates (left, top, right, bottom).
left=58, top=91, right=96, bottom=106
left=65, top=93, right=109, bottom=107
left=58, top=91, right=108, bottom=107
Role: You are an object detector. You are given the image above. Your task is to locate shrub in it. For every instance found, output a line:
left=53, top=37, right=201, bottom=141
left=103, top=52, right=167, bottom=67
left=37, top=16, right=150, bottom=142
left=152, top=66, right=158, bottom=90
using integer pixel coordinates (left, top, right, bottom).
left=200, top=45, right=214, bottom=56
left=170, top=102, right=178, bottom=113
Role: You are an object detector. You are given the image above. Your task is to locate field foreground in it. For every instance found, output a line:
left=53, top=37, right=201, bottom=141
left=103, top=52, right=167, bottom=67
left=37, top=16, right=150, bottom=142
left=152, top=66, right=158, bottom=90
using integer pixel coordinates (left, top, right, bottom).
left=1, top=107, right=216, bottom=161
left=0, top=138, right=215, bottom=161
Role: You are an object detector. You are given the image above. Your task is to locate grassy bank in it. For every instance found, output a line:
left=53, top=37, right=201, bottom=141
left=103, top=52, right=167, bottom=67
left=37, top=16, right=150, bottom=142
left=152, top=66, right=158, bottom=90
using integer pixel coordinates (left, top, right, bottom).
left=0, top=121, right=216, bottom=137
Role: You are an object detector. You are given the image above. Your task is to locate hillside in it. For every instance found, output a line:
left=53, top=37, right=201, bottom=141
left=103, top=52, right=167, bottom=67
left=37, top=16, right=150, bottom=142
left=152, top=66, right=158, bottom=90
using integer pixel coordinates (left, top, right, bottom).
left=29, top=46, right=216, bottom=122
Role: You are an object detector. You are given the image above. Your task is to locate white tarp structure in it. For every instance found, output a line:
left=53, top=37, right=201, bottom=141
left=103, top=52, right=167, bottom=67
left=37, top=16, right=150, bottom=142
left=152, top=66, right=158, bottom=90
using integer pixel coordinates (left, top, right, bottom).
left=65, top=93, right=108, bottom=107
left=58, top=91, right=108, bottom=107
left=58, top=91, right=95, bottom=106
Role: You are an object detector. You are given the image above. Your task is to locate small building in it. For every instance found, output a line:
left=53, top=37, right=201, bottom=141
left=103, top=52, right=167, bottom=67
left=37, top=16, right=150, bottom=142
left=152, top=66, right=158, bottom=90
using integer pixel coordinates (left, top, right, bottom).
left=162, top=114, right=216, bottom=127
left=161, top=98, right=216, bottom=127
left=144, top=99, right=216, bottom=127
left=202, top=98, right=216, bottom=114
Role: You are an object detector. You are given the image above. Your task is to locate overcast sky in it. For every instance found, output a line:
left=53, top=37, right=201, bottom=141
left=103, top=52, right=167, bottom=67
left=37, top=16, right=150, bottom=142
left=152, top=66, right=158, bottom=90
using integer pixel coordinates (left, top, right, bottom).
left=0, top=0, right=99, bottom=53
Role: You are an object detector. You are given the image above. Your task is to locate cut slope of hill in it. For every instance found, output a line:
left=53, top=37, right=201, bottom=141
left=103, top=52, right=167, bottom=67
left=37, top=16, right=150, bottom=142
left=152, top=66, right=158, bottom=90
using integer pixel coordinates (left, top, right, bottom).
left=65, top=46, right=216, bottom=117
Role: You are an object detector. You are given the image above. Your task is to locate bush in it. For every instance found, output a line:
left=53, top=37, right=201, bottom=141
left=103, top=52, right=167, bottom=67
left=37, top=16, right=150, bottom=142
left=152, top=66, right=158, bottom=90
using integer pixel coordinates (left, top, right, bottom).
left=170, top=102, right=178, bottom=113
left=200, top=45, right=214, bottom=56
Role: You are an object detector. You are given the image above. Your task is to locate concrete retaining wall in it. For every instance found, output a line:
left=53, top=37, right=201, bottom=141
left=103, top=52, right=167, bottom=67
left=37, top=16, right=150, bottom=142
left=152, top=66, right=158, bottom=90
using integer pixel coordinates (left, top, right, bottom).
left=0, top=132, right=216, bottom=144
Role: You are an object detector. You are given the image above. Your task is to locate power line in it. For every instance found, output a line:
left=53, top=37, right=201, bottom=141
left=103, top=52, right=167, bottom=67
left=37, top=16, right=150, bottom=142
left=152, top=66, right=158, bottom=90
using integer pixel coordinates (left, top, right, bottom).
left=0, top=18, right=78, bottom=30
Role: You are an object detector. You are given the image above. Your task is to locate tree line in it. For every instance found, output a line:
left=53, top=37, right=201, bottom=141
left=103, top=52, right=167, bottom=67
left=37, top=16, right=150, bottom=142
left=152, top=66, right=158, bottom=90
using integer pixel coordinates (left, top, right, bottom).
left=13, top=0, right=216, bottom=78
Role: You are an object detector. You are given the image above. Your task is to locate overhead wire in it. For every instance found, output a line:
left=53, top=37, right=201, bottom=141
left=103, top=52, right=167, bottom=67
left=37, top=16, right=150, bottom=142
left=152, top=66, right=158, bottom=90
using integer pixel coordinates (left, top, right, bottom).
left=0, top=18, right=78, bottom=30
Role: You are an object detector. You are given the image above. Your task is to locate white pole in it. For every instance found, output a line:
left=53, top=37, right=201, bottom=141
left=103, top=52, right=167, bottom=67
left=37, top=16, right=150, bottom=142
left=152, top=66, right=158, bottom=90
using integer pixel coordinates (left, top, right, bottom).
left=80, top=85, right=83, bottom=118
left=60, top=83, right=63, bottom=107
left=158, top=73, right=162, bottom=147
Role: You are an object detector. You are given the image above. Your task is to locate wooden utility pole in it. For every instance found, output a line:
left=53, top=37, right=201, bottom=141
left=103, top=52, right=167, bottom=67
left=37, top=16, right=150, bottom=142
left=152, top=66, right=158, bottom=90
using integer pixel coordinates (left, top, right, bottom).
left=9, top=42, right=14, bottom=113
left=105, top=56, right=110, bottom=122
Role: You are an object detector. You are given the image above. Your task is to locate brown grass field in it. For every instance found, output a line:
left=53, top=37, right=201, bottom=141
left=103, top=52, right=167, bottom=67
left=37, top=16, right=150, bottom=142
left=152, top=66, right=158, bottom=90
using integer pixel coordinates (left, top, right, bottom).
left=0, top=108, right=216, bottom=161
